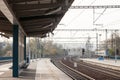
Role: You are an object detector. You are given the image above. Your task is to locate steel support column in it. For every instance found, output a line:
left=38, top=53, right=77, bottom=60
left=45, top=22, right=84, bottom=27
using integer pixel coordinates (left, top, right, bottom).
left=13, top=25, right=19, bottom=77
left=24, top=36, right=26, bottom=61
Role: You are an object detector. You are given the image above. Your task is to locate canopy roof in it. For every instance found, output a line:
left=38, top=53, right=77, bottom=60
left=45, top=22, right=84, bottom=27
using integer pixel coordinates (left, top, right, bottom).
left=0, top=0, right=74, bottom=37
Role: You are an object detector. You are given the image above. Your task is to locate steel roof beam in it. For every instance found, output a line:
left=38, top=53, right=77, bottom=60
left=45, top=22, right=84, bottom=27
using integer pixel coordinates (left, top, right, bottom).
left=21, top=18, right=53, bottom=22
left=23, top=21, right=53, bottom=27
left=25, top=28, right=52, bottom=32
left=19, top=14, right=63, bottom=21
left=0, top=25, right=12, bottom=29
left=13, top=3, right=61, bottom=11
left=0, top=30, right=12, bottom=34
left=16, top=8, right=66, bottom=18
left=24, top=23, right=53, bottom=30
left=9, top=0, right=54, bottom=4
left=27, top=31, right=49, bottom=34
left=0, top=0, right=26, bottom=35
left=0, top=20, right=11, bottom=25
left=9, top=0, right=39, bottom=3
left=16, top=10, right=46, bottom=17
left=70, top=5, right=120, bottom=9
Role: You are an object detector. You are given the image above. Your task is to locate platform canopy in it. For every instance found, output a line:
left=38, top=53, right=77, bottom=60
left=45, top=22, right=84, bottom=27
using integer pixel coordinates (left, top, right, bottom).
left=0, top=0, right=74, bottom=37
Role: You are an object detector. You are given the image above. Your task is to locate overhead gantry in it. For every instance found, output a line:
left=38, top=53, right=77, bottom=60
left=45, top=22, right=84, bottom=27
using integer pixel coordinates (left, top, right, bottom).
left=0, top=0, right=74, bottom=77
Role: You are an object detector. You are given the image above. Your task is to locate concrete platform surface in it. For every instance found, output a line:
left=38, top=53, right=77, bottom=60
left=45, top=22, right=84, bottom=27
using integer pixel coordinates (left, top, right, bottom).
left=0, top=61, right=37, bottom=80
left=35, top=58, right=72, bottom=80
left=0, top=58, right=72, bottom=80
left=0, top=63, right=12, bottom=75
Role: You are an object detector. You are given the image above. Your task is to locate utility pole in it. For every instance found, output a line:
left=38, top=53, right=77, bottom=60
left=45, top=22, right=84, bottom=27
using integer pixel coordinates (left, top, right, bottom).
left=96, top=33, right=98, bottom=55
left=88, top=36, right=91, bottom=58
left=28, top=37, right=31, bottom=61
left=86, top=36, right=91, bottom=58
left=115, top=30, right=117, bottom=63
left=106, top=29, right=108, bottom=51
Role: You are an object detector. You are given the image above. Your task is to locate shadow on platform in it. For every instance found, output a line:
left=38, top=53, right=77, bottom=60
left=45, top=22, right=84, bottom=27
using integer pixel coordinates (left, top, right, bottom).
left=19, top=69, right=36, bottom=80
left=0, top=61, right=37, bottom=80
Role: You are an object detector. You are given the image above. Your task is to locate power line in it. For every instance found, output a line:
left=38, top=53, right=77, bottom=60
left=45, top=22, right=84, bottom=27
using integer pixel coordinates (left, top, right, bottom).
left=48, top=37, right=96, bottom=39
left=93, top=8, right=107, bottom=23
left=53, top=41, right=96, bottom=43
left=66, top=0, right=97, bottom=26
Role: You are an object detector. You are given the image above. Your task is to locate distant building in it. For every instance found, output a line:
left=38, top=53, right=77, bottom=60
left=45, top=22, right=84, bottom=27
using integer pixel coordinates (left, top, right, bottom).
left=67, top=48, right=82, bottom=56
left=66, top=48, right=94, bottom=57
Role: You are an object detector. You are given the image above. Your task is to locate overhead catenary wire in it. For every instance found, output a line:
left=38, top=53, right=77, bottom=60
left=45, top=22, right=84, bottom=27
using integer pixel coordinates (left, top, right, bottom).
left=54, top=29, right=120, bottom=31
left=66, top=0, right=97, bottom=27
left=93, top=8, right=107, bottom=23
left=70, top=5, right=120, bottom=9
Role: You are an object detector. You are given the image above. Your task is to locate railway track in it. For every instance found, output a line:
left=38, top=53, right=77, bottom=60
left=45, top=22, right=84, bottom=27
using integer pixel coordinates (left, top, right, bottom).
left=51, top=57, right=120, bottom=80
left=62, top=57, right=120, bottom=80
left=72, top=58, right=120, bottom=78
left=51, top=58, right=95, bottom=80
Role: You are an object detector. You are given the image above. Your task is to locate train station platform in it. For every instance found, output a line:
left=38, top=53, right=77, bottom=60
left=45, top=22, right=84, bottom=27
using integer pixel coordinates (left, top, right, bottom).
left=0, top=58, right=72, bottom=80
left=79, top=58, right=120, bottom=70
left=0, top=63, right=12, bottom=75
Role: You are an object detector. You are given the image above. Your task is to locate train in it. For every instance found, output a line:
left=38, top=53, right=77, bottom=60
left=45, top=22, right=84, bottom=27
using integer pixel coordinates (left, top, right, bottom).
left=95, top=50, right=108, bottom=56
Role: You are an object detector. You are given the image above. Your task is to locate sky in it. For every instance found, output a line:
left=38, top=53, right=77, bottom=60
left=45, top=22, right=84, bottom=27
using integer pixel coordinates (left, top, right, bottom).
left=49, top=0, right=120, bottom=49
left=57, top=0, right=120, bottom=29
